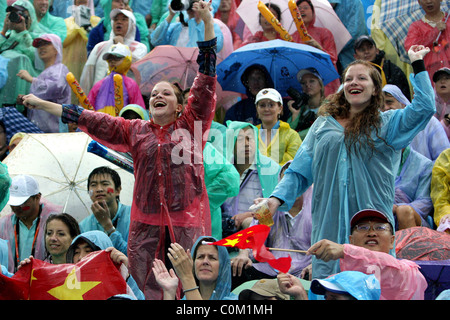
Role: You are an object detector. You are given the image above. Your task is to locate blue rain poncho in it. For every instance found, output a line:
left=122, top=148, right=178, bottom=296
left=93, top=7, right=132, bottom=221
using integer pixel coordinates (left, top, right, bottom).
left=79, top=202, right=131, bottom=255
left=66, top=231, right=144, bottom=300
left=271, top=70, right=436, bottom=279
left=395, top=147, right=434, bottom=228
left=184, top=236, right=237, bottom=300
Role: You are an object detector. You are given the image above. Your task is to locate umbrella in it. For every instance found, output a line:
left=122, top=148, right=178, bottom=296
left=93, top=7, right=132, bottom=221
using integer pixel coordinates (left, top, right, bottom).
left=216, top=39, right=339, bottom=96
left=130, top=45, right=241, bottom=111
left=415, top=260, right=450, bottom=300
left=379, top=0, right=449, bottom=62
left=130, top=45, right=200, bottom=96
left=236, top=0, right=351, bottom=54
left=0, top=132, right=134, bottom=222
left=395, top=226, right=450, bottom=261
left=0, top=107, right=43, bottom=142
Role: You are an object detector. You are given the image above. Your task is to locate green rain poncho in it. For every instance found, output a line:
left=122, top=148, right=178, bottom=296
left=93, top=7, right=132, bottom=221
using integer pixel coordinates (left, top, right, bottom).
left=29, top=0, right=67, bottom=42
left=0, top=0, right=46, bottom=107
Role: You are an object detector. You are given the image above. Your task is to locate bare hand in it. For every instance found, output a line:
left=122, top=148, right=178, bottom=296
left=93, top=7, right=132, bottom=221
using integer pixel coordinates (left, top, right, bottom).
left=152, top=258, right=179, bottom=296
left=307, top=239, right=344, bottom=262
left=17, top=255, right=34, bottom=270
left=230, top=249, right=252, bottom=277
left=91, top=200, right=113, bottom=230
left=168, top=242, right=193, bottom=281
left=193, top=0, right=212, bottom=23
left=408, top=44, right=430, bottom=62
left=105, top=247, right=128, bottom=267
left=17, top=70, right=33, bottom=83
left=277, top=272, right=308, bottom=300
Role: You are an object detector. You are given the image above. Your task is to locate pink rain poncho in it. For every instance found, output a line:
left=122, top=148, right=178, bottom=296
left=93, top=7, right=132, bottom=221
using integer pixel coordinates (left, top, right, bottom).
left=405, top=12, right=450, bottom=85
left=340, top=244, right=428, bottom=300
left=62, top=38, right=217, bottom=299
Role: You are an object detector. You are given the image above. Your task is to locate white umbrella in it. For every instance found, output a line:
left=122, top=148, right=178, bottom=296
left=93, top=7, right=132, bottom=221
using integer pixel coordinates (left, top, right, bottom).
left=236, top=0, right=351, bottom=54
left=0, top=132, right=134, bottom=222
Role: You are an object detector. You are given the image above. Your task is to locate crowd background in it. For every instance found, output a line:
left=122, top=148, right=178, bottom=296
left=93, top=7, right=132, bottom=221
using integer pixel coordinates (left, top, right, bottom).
left=0, top=0, right=449, bottom=301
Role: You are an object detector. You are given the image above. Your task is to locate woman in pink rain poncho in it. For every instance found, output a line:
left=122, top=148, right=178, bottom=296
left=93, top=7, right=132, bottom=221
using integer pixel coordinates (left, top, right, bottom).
left=22, top=1, right=217, bottom=300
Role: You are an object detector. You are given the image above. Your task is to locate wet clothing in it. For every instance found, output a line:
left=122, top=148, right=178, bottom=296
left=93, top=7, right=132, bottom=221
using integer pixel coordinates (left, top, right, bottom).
left=270, top=61, right=435, bottom=279
left=431, top=148, right=450, bottom=227
left=61, top=37, right=217, bottom=299
left=79, top=201, right=131, bottom=255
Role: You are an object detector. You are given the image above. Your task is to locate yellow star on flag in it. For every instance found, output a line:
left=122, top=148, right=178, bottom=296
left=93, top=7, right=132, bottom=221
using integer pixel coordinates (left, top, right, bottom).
left=223, top=238, right=241, bottom=247
left=47, top=267, right=101, bottom=300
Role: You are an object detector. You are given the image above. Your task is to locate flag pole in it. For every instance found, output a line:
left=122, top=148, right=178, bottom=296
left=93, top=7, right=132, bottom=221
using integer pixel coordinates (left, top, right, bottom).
left=267, top=248, right=308, bottom=254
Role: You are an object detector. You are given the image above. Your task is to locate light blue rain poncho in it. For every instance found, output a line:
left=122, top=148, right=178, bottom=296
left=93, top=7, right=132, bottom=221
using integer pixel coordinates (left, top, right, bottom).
left=66, top=231, right=145, bottom=300
left=184, top=236, right=237, bottom=300
left=79, top=202, right=131, bottom=256
left=395, top=146, right=434, bottom=228
left=271, top=69, right=436, bottom=280
left=29, top=0, right=67, bottom=42
left=222, top=121, right=280, bottom=218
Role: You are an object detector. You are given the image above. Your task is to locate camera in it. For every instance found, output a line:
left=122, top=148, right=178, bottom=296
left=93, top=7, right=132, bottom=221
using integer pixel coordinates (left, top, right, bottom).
left=170, top=0, right=191, bottom=11
left=6, top=5, right=29, bottom=25
left=287, top=86, right=309, bottom=110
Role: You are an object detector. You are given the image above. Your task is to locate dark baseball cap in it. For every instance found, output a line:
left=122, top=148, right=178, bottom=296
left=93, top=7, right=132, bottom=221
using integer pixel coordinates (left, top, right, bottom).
left=354, top=35, right=376, bottom=51
left=433, top=67, right=450, bottom=83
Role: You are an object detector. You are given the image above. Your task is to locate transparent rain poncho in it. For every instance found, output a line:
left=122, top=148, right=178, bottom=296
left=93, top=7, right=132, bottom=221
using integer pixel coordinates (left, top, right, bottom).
left=271, top=70, right=436, bottom=280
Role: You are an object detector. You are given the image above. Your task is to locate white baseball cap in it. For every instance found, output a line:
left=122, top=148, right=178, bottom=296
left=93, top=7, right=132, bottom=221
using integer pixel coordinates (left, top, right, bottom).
left=102, top=42, right=131, bottom=60
left=255, top=88, right=283, bottom=105
left=7, top=175, right=40, bottom=206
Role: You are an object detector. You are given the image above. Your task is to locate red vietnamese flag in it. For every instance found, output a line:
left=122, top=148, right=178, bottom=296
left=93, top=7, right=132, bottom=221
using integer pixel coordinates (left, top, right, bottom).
left=210, top=224, right=292, bottom=273
left=0, top=250, right=127, bottom=300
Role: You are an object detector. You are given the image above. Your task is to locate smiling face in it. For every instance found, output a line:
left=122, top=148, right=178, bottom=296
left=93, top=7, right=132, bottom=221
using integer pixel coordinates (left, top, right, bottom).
left=194, top=245, right=220, bottom=285
left=45, top=219, right=73, bottom=259
left=36, top=41, right=57, bottom=62
left=256, top=98, right=282, bottom=126
left=343, top=63, right=378, bottom=114
left=149, top=81, right=183, bottom=126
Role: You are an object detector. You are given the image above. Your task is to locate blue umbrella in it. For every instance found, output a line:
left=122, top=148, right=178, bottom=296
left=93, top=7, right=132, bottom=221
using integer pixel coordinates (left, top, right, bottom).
left=217, top=39, right=339, bottom=97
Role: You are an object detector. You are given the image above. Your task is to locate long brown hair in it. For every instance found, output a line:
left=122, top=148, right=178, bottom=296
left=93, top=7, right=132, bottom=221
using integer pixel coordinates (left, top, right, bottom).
left=318, top=60, right=387, bottom=155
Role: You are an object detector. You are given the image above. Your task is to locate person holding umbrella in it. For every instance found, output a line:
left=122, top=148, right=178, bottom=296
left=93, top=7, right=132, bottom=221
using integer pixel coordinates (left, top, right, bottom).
left=21, top=0, right=217, bottom=300
left=252, top=44, right=435, bottom=280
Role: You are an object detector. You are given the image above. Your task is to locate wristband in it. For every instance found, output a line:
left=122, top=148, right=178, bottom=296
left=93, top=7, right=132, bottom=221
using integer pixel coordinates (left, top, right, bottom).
left=106, top=226, right=116, bottom=236
left=183, top=286, right=199, bottom=293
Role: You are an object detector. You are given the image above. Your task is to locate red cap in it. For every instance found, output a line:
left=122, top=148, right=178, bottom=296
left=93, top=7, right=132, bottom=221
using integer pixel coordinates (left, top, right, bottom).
left=32, top=35, right=52, bottom=48
left=350, top=209, right=390, bottom=228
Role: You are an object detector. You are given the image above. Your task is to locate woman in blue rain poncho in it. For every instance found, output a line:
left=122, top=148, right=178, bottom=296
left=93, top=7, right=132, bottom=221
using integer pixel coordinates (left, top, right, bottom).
left=258, top=45, right=436, bottom=280
left=152, top=236, right=237, bottom=300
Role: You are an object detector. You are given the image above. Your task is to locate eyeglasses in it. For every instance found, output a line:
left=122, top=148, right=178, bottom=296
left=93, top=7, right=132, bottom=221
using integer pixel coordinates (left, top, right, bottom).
left=353, top=222, right=391, bottom=233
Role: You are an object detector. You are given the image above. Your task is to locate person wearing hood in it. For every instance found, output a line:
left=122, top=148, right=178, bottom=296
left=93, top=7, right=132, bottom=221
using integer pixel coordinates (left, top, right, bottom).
left=0, top=0, right=45, bottom=108
left=254, top=88, right=302, bottom=166
left=150, top=0, right=223, bottom=53
left=80, top=8, right=147, bottom=95
left=31, top=0, right=67, bottom=42
left=87, top=0, right=150, bottom=55
left=221, top=121, right=280, bottom=239
left=224, top=64, right=276, bottom=125
left=17, top=34, right=71, bottom=133
left=63, top=0, right=101, bottom=105
left=87, top=42, right=145, bottom=115
left=382, top=84, right=449, bottom=162
left=152, top=236, right=238, bottom=300
left=232, top=160, right=312, bottom=287
left=354, top=35, right=411, bottom=101
left=22, top=1, right=217, bottom=300
left=431, top=148, right=450, bottom=231
left=65, top=230, right=144, bottom=299
left=119, top=103, right=149, bottom=120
